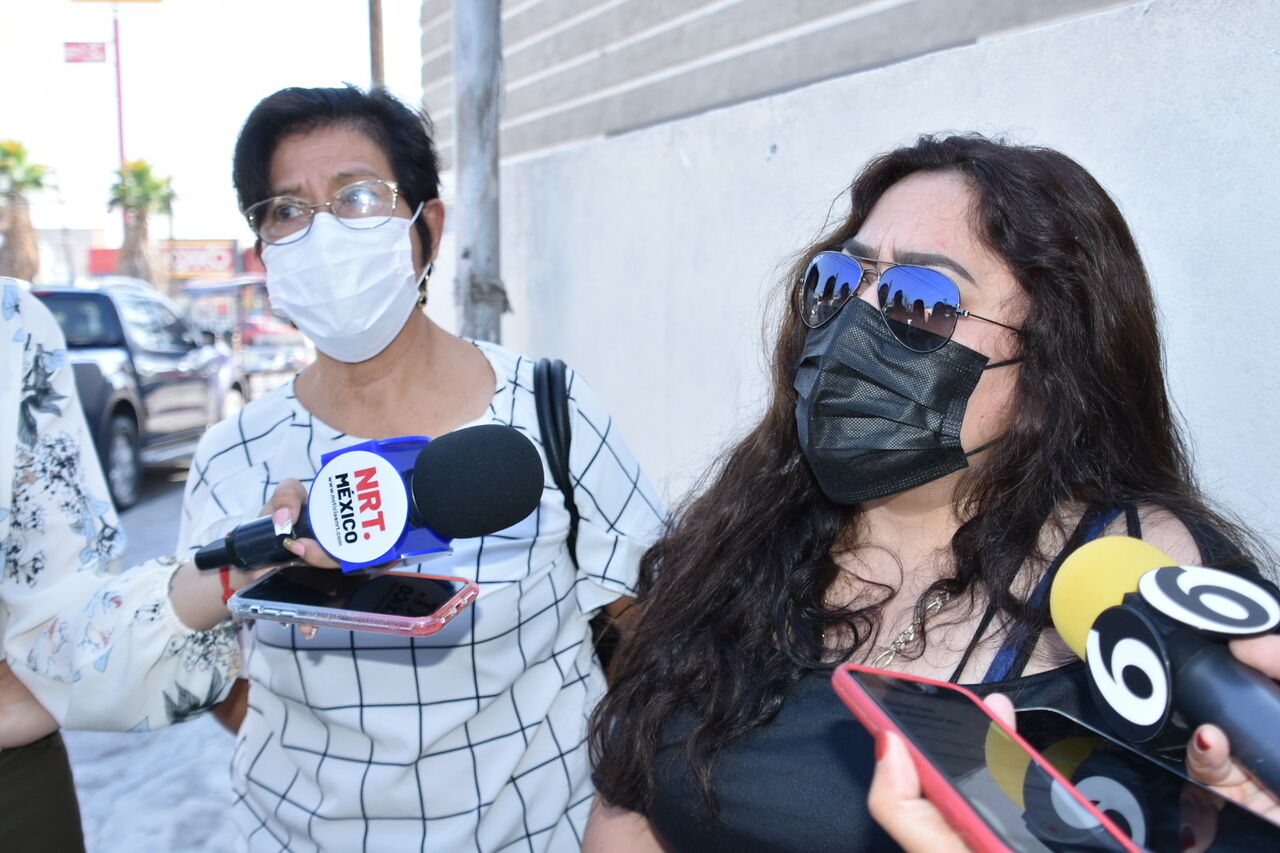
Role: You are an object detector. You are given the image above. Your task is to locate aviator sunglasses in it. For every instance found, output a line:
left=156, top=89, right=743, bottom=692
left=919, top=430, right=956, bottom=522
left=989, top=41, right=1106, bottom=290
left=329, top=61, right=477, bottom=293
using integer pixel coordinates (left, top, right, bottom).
left=800, top=251, right=1020, bottom=353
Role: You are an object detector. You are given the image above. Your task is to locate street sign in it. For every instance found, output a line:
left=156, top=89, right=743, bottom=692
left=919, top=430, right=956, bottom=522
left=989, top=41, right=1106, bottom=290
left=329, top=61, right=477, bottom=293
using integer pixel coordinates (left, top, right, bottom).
left=65, top=42, right=107, bottom=62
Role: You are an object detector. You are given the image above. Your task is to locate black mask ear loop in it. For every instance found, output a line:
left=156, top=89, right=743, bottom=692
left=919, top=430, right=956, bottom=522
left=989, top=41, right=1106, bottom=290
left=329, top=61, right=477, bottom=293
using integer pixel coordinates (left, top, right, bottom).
left=417, top=261, right=434, bottom=307
left=961, top=357, right=1023, bottom=459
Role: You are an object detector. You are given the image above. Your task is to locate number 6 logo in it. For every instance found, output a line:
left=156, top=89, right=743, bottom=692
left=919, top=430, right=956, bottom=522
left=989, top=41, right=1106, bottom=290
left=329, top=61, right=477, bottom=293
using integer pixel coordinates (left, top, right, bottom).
left=1085, top=605, right=1172, bottom=742
left=1070, top=774, right=1147, bottom=847
left=1138, top=565, right=1280, bottom=637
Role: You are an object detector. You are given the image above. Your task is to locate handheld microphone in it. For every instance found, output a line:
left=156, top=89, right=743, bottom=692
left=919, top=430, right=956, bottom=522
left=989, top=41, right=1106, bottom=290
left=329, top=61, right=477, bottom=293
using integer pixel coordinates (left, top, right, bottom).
left=1049, top=536, right=1280, bottom=794
left=194, top=424, right=544, bottom=573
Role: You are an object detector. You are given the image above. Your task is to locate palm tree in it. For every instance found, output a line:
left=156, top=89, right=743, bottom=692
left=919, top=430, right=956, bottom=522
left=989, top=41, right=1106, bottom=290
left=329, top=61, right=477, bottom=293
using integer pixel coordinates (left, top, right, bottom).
left=0, top=140, right=51, bottom=282
left=109, top=159, right=175, bottom=289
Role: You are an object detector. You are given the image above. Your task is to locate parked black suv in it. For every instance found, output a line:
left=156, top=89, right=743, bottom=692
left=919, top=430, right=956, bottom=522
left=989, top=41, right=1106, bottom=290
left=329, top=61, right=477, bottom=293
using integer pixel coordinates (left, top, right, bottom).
left=33, top=277, right=242, bottom=508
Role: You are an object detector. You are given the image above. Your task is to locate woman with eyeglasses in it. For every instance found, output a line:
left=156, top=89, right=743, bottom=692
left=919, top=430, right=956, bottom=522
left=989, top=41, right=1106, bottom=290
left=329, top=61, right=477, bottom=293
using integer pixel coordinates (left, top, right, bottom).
left=164, top=86, right=662, bottom=852
left=584, top=135, right=1275, bottom=851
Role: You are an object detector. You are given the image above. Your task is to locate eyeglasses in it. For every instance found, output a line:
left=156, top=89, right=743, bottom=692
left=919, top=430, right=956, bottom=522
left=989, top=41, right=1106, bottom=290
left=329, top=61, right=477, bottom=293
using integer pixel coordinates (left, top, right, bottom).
left=799, top=251, right=1020, bottom=353
left=244, top=179, right=401, bottom=245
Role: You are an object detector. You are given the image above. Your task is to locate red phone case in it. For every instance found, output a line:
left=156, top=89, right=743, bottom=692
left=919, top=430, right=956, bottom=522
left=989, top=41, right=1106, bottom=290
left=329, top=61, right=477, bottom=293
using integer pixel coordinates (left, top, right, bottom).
left=831, top=663, right=1145, bottom=853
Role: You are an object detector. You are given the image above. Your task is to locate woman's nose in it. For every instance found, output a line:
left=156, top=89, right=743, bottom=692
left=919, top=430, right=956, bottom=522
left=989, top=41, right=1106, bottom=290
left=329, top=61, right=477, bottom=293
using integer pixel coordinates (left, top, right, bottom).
left=857, top=278, right=880, bottom=307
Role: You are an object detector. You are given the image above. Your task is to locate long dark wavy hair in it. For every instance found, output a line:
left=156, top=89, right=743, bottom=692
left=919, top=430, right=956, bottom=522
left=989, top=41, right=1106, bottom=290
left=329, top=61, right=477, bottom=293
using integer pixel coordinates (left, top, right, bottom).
left=589, top=134, right=1257, bottom=814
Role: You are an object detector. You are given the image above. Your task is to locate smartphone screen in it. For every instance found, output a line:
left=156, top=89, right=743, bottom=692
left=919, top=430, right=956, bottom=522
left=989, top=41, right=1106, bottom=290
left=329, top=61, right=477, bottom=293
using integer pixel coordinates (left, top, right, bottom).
left=1017, top=709, right=1280, bottom=851
left=235, top=565, right=468, bottom=618
left=848, top=669, right=1132, bottom=853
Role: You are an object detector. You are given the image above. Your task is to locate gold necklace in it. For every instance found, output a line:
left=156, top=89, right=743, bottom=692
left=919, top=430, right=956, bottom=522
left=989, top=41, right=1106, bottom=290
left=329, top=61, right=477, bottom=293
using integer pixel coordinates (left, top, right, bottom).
left=868, top=590, right=953, bottom=669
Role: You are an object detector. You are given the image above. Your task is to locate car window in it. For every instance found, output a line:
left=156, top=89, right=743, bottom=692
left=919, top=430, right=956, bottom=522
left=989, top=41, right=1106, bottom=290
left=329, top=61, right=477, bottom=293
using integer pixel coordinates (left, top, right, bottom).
left=34, top=294, right=116, bottom=347
left=115, top=297, right=166, bottom=351
left=116, top=297, right=189, bottom=352
left=146, top=301, right=194, bottom=350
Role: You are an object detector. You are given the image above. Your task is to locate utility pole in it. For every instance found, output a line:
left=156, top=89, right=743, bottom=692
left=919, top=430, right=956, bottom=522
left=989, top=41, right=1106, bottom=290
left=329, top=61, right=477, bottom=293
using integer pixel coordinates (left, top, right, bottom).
left=452, top=0, right=507, bottom=343
left=113, top=4, right=128, bottom=234
left=369, top=0, right=384, bottom=89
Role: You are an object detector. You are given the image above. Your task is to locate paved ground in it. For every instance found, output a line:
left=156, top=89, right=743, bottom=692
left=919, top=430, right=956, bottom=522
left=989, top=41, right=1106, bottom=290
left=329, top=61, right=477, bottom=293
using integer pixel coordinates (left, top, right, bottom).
left=62, top=468, right=238, bottom=852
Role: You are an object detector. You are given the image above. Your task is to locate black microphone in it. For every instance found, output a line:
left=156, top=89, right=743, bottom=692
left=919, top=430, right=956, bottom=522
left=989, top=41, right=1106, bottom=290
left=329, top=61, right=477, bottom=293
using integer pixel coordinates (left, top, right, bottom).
left=195, top=424, right=544, bottom=572
left=1049, top=536, right=1280, bottom=796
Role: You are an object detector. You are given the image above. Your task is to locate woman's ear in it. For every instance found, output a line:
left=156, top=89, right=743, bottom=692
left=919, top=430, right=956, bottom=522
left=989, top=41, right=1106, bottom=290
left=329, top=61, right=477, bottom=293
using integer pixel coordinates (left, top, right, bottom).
left=422, top=199, right=446, bottom=266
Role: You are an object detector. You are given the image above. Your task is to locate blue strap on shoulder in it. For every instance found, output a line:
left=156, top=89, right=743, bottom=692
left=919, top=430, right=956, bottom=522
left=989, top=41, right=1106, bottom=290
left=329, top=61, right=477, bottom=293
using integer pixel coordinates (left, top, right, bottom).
left=980, top=506, right=1126, bottom=684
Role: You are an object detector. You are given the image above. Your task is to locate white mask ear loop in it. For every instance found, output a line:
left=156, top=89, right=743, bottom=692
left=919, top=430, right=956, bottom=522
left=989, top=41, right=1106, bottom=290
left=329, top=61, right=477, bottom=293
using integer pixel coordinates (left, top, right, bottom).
left=405, top=201, right=432, bottom=305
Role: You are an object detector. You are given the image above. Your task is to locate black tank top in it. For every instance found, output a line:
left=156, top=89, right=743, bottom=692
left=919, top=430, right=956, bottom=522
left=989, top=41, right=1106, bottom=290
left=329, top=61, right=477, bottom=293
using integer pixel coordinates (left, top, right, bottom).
left=645, top=512, right=1258, bottom=852
left=648, top=662, right=1099, bottom=853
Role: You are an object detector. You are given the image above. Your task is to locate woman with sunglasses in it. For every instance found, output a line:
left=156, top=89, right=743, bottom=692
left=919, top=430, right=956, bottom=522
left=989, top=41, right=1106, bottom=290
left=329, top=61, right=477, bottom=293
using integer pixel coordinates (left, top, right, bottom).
left=164, top=86, right=662, bottom=852
left=585, top=134, right=1271, bottom=851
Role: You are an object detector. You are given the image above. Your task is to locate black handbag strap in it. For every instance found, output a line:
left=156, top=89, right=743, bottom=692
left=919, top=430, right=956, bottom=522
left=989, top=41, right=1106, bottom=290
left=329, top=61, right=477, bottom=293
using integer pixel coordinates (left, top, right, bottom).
left=534, top=358, right=624, bottom=671
left=533, top=357, right=579, bottom=568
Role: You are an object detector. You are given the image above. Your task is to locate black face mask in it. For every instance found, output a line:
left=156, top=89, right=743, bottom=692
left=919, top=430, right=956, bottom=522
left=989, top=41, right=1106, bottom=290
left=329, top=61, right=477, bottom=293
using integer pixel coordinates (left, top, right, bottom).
left=793, top=298, right=1017, bottom=505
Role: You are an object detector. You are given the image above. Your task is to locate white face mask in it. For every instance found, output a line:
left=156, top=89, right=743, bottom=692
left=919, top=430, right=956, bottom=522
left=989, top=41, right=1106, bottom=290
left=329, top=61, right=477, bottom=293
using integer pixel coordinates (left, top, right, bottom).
left=261, top=205, right=428, bottom=363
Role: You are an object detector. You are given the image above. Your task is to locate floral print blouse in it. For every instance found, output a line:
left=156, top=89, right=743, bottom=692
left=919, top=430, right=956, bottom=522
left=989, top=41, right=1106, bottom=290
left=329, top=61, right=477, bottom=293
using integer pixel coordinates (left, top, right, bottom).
left=1, top=279, right=238, bottom=731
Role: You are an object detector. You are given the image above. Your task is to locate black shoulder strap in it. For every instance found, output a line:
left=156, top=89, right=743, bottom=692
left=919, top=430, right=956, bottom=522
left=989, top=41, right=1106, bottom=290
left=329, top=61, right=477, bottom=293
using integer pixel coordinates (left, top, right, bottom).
left=534, top=358, right=579, bottom=568
left=534, top=358, right=621, bottom=669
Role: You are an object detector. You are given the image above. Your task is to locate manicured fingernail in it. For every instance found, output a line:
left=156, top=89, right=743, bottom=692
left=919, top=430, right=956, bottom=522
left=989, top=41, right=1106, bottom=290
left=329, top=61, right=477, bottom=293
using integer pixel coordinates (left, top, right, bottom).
left=1180, top=824, right=1195, bottom=851
left=875, top=733, right=888, bottom=763
left=273, top=507, right=292, bottom=526
left=1195, top=730, right=1211, bottom=751
left=283, top=537, right=305, bottom=557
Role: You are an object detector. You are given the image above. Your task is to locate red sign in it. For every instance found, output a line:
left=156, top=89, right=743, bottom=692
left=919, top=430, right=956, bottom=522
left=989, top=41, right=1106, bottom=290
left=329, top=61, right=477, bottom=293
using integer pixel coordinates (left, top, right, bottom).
left=65, top=42, right=107, bottom=63
left=161, top=240, right=238, bottom=279
left=89, top=248, right=119, bottom=275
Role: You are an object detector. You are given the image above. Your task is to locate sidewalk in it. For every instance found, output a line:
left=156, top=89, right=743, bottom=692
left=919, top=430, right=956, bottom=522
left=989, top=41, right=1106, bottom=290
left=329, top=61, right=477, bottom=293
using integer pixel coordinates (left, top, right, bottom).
left=64, top=720, right=236, bottom=852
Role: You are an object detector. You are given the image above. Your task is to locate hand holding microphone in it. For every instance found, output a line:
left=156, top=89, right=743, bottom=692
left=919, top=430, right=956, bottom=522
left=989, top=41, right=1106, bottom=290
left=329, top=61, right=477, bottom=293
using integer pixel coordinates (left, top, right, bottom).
left=258, top=479, right=338, bottom=569
left=1184, top=633, right=1280, bottom=825
left=195, top=424, right=544, bottom=573
left=1050, top=537, right=1280, bottom=802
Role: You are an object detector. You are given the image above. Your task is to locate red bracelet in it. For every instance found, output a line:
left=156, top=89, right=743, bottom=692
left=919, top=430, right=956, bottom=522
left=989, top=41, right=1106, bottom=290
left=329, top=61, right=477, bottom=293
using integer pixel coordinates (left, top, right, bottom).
left=219, top=565, right=235, bottom=604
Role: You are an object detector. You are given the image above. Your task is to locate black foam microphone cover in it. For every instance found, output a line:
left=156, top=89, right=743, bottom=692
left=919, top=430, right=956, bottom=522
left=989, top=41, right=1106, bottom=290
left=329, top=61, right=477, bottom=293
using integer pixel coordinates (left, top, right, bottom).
left=410, top=424, right=544, bottom=539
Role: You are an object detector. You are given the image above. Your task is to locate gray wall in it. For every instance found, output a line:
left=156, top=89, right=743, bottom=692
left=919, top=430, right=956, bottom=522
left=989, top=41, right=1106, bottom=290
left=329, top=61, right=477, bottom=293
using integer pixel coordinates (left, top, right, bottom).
left=424, top=0, right=1280, bottom=550
left=421, top=0, right=1120, bottom=164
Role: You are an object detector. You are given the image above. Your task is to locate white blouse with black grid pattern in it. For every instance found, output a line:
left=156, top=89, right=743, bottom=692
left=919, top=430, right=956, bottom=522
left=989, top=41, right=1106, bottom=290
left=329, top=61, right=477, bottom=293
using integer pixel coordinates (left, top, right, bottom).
left=177, top=340, right=663, bottom=853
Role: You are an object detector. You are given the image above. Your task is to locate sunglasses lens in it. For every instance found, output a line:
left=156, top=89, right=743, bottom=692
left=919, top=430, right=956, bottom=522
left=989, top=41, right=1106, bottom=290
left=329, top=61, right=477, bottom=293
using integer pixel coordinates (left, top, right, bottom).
left=801, top=253, right=866, bottom=327
left=877, top=266, right=960, bottom=352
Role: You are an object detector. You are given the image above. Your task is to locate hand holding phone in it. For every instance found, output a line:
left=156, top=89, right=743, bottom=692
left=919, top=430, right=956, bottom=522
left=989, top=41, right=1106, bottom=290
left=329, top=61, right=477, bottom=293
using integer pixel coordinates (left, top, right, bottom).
left=870, top=724, right=1001, bottom=853
left=833, top=664, right=1143, bottom=853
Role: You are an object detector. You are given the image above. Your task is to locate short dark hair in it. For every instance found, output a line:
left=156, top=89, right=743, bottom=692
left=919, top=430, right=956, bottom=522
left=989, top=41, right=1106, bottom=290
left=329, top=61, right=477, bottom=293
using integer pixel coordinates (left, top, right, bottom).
left=232, top=85, right=441, bottom=254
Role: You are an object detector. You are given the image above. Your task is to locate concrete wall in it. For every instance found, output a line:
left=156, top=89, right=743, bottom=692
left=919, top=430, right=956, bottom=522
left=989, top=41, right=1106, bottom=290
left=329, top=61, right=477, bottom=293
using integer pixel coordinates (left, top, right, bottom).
left=425, top=0, right=1280, bottom=550
left=421, top=0, right=1119, bottom=164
